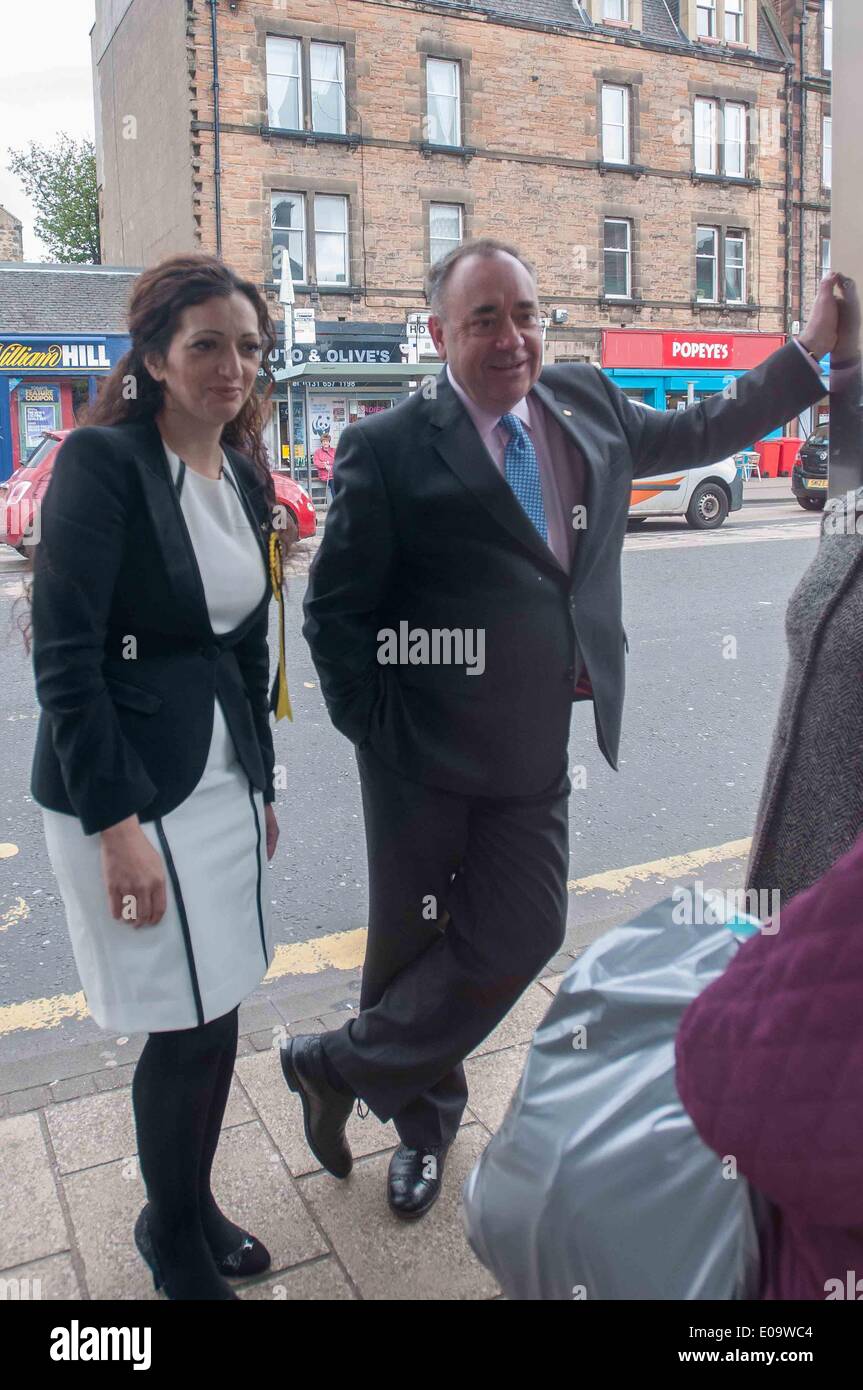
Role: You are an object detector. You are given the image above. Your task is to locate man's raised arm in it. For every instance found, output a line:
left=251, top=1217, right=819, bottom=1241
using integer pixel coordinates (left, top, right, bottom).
left=607, top=273, right=846, bottom=479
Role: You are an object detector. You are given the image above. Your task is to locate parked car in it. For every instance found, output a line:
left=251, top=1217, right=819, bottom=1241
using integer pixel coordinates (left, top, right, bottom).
left=1, top=430, right=318, bottom=555
left=627, top=458, right=743, bottom=530
left=625, top=400, right=743, bottom=530
left=0, top=430, right=60, bottom=551
left=271, top=469, right=318, bottom=541
left=790, top=423, right=829, bottom=511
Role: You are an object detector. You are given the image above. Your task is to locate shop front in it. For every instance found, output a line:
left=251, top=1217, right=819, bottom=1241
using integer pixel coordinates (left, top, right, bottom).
left=265, top=325, right=441, bottom=500
left=0, top=333, right=130, bottom=481
left=600, top=328, right=826, bottom=444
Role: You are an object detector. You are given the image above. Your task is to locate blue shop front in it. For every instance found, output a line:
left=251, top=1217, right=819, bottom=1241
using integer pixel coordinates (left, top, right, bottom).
left=0, top=333, right=130, bottom=481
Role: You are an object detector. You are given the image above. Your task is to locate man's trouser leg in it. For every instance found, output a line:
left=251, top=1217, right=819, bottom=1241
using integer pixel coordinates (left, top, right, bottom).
left=325, top=747, right=570, bottom=1145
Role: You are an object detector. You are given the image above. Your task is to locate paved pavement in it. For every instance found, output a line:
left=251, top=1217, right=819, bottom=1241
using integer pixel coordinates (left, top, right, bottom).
left=0, top=472, right=806, bottom=1302
left=0, top=838, right=757, bottom=1302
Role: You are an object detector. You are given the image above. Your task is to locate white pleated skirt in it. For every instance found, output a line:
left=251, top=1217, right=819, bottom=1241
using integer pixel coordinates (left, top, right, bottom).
left=42, top=696, right=273, bottom=1034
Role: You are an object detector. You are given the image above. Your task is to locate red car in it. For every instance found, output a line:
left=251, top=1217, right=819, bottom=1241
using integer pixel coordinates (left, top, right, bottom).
left=1, top=430, right=317, bottom=554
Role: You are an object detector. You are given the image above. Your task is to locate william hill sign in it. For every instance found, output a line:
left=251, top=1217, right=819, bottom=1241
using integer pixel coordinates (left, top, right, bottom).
left=0, top=340, right=112, bottom=371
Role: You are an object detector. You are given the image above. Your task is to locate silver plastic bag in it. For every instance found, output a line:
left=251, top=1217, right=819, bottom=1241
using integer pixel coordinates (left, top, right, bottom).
left=461, top=893, right=764, bottom=1300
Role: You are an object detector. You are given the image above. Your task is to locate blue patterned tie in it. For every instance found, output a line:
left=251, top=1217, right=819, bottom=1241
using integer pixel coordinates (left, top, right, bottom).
left=500, top=413, right=548, bottom=541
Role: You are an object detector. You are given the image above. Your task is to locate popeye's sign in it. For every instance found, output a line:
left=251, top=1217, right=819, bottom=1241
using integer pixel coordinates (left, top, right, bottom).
left=601, top=329, right=786, bottom=371
left=661, top=333, right=734, bottom=366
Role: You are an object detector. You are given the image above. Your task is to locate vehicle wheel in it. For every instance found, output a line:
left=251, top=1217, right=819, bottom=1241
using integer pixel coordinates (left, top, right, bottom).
left=686, top=483, right=729, bottom=530
left=796, top=495, right=826, bottom=511
left=282, top=507, right=300, bottom=548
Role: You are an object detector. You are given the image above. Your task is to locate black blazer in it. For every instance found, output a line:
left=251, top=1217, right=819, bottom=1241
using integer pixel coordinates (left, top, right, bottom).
left=303, top=342, right=825, bottom=798
left=30, top=417, right=275, bottom=835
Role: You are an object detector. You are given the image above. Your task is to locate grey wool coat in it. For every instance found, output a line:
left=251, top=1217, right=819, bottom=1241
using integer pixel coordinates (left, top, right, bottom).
left=745, top=489, right=863, bottom=906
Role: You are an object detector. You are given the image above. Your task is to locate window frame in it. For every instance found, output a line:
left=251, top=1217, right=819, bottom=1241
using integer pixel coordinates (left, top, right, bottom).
left=603, top=0, right=629, bottom=19
left=694, top=97, right=718, bottom=175
left=724, top=229, right=746, bottom=304
left=695, top=225, right=719, bottom=303
left=823, top=114, right=832, bottom=189
left=821, top=233, right=831, bottom=281
left=693, top=96, right=748, bottom=179
left=601, top=83, right=631, bottom=165
left=309, top=40, right=347, bottom=136
left=429, top=202, right=464, bottom=265
left=723, top=102, right=747, bottom=178
left=312, top=194, right=350, bottom=286
left=724, top=0, right=744, bottom=44
left=696, top=1, right=717, bottom=39
left=266, top=35, right=303, bottom=132
left=425, top=57, right=462, bottom=148
left=271, top=191, right=307, bottom=285
left=603, top=217, right=633, bottom=299
left=266, top=34, right=348, bottom=136
left=823, top=0, right=833, bottom=73
left=271, top=190, right=351, bottom=287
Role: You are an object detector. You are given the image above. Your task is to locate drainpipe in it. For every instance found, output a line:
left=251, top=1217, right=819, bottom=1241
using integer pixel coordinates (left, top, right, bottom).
left=798, top=6, right=809, bottom=328
left=783, top=59, right=793, bottom=336
left=208, top=0, right=223, bottom=257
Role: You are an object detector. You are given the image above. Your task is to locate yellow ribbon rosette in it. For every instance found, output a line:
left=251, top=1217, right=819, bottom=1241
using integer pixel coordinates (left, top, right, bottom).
left=268, top=530, right=293, bottom=722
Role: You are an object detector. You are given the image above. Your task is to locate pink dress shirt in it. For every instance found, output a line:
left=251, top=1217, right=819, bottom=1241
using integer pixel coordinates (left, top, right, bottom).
left=445, top=363, right=585, bottom=573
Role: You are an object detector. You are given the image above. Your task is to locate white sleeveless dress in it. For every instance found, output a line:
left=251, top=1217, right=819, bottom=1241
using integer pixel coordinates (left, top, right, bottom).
left=41, top=443, right=274, bottom=1033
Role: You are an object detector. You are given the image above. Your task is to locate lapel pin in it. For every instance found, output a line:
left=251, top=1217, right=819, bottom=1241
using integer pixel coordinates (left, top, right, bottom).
left=563, top=408, right=573, bottom=416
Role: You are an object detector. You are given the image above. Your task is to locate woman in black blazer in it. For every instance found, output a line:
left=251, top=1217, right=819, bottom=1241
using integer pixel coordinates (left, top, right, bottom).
left=29, top=253, right=287, bottom=1300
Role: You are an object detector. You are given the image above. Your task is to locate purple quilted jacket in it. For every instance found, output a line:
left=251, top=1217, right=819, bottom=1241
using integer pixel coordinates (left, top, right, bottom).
left=675, top=829, right=863, bottom=1301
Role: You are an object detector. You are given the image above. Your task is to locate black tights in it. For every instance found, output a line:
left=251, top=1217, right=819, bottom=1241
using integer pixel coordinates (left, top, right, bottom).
left=132, top=1007, right=247, bottom=1283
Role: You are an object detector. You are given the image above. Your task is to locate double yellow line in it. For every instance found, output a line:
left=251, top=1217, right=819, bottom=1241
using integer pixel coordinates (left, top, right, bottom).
left=0, top=837, right=751, bottom=1038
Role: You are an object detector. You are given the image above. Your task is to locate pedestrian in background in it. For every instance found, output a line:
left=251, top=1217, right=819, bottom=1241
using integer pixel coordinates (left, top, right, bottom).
left=28, top=253, right=284, bottom=1300
left=314, top=431, right=336, bottom=501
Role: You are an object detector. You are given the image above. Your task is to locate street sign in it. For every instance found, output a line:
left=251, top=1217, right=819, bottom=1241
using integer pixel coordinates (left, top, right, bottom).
left=294, top=309, right=316, bottom=344
left=406, top=311, right=436, bottom=359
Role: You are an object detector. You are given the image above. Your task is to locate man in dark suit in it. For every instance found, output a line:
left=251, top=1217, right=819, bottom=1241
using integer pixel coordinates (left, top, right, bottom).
left=282, top=239, right=838, bottom=1218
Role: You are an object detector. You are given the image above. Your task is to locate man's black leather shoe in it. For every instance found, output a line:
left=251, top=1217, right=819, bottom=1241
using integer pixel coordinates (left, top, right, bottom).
left=387, top=1143, right=449, bottom=1219
left=280, top=1035, right=354, bottom=1179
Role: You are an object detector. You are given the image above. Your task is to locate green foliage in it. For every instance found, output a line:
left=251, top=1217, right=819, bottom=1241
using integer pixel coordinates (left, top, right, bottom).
left=6, top=134, right=100, bottom=264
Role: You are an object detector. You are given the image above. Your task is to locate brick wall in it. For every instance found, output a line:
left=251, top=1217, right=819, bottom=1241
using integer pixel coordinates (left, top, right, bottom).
left=0, top=207, right=24, bottom=262
left=773, top=0, right=830, bottom=328
left=181, top=0, right=794, bottom=353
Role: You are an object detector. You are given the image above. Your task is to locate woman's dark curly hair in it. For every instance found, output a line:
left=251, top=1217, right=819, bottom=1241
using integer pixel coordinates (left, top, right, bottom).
left=16, top=253, right=283, bottom=650
left=86, top=252, right=278, bottom=485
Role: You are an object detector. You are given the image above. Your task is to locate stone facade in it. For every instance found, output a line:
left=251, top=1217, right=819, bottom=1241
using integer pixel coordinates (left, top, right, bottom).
left=773, top=0, right=831, bottom=329
left=0, top=206, right=24, bottom=263
left=95, top=0, right=798, bottom=359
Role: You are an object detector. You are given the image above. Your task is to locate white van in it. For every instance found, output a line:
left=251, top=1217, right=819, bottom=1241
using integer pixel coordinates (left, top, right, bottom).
left=626, top=402, right=744, bottom=530
left=628, top=456, right=743, bottom=530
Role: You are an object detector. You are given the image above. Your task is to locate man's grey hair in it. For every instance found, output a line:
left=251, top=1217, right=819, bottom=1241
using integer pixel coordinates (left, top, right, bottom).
left=425, top=238, right=538, bottom=318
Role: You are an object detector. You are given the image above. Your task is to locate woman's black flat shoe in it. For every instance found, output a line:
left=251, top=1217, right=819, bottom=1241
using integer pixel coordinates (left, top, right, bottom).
left=214, top=1233, right=271, bottom=1278
left=133, top=1206, right=239, bottom=1300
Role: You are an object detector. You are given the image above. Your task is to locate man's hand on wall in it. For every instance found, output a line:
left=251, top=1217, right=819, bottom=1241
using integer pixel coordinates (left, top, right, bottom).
left=833, top=276, right=861, bottom=363
left=798, top=272, right=855, bottom=362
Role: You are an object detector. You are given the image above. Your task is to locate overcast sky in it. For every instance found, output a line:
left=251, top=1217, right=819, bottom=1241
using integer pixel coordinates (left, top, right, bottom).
left=0, top=0, right=97, bottom=261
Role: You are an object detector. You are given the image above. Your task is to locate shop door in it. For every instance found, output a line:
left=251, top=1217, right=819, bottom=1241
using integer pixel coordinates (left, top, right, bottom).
left=16, top=384, right=62, bottom=464
left=665, top=387, right=710, bottom=412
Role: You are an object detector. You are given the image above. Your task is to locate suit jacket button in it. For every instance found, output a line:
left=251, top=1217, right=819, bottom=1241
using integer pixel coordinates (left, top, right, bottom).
left=202, top=643, right=221, bottom=660
left=565, top=667, right=575, bottom=682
